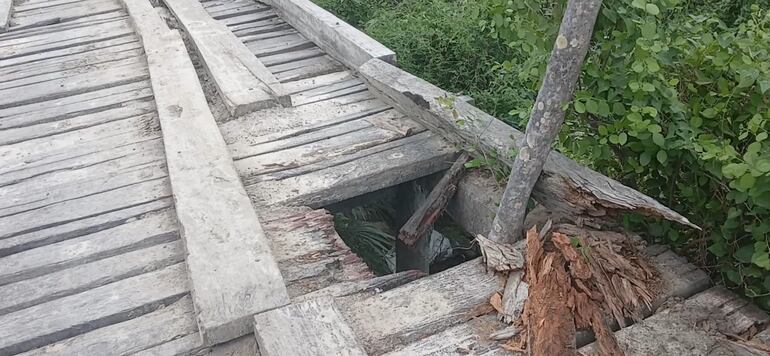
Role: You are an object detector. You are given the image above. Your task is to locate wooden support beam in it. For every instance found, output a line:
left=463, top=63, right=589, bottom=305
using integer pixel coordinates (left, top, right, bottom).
left=398, top=153, right=469, bottom=246
left=121, top=0, right=289, bottom=345
left=358, top=58, right=698, bottom=231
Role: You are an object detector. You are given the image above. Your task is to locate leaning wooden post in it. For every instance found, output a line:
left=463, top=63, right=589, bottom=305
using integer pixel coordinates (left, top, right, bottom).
left=488, top=0, right=603, bottom=244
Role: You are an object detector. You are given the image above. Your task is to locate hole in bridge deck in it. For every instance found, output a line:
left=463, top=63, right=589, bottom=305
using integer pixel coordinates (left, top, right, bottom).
left=326, top=172, right=480, bottom=276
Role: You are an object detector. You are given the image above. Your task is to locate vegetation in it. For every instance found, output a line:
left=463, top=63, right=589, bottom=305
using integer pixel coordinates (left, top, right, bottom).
left=315, top=0, right=770, bottom=309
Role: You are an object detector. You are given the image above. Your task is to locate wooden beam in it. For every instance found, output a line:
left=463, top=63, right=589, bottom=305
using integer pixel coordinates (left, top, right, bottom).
left=358, top=58, right=698, bottom=230
left=162, top=0, right=288, bottom=114
left=267, top=0, right=395, bottom=69
left=0, top=0, right=12, bottom=32
left=253, top=297, right=367, bottom=356
left=121, top=0, right=290, bottom=345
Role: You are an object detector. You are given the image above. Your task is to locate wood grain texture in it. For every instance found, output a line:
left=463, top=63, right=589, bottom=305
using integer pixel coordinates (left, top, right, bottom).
left=254, top=296, right=367, bottom=356
left=580, top=287, right=770, bottom=355
left=358, top=58, right=698, bottom=230
left=382, top=315, right=508, bottom=356
left=0, top=0, right=11, bottom=31
left=122, top=0, right=289, bottom=344
left=339, top=259, right=504, bottom=354
left=267, top=0, right=394, bottom=68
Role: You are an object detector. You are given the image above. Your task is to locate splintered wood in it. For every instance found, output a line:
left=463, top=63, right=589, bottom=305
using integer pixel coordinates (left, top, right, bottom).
left=507, top=225, right=659, bottom=356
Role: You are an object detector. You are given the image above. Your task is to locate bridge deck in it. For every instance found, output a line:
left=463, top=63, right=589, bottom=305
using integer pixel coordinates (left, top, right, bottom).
left=0, top=0, right=768, bottom=355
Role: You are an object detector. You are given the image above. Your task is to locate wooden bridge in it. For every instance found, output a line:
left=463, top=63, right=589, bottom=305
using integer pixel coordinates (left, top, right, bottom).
left=0, top=0, right=768, bottom=354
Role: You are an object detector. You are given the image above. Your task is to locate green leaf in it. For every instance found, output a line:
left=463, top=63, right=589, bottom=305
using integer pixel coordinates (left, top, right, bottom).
left=752, top=250, right=770, bottom=269
left=598, top=125, right=608, bottom=136
left=723, top=163, right=749, bottom=178
left=612, top=102, right=626, bottom=115
left=574, top=100, right=586, bottom=113
left=585, top=99, right=599, bottom=114
left=618, top=132, right=628, bottom=145
left=640, top=22, right=657, bottom=39
left=645, top=3, right=660, bottom=15
left=690, top=116, right=703, bottom=128
left=756, top=159, right=770, bottom=173
left=652, top=132, right=665, bottom=147
left=609, top=134, right=619, bottom=144
left=736, top=244, right=754, bottom=263
left=641, top=83, right=656, bottom=92
left=709, top=242, right=727, bottom=257
left=640, top=152, right=652, bottom=166
left=757, top=132, right=768, bottom=142
left=656, top=150, right=667, bottom=164
left=738, top=173, right=756, bottom=191
left=631, top=0, right=646, bottom=9
left=701, top=108, right=718, bottom=118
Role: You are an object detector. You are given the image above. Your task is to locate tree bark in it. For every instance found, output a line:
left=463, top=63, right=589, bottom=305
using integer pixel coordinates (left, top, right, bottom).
left=488, top=0, right=603, bottom=244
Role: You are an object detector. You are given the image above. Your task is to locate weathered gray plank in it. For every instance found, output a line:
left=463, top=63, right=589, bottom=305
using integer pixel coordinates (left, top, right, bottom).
left=163, top=0, right=284, bottom=114
left=0, top=33, right=137, bottom=67
left=0, top=176, right=170, bottom=238
left=254, top=297, right=367, bottom=356
left=268, top=0, right=395, bottom=68
left=0, top=208, right=177, bottom=286
left=0, top=60, right=148, bottom=109
left=294, top=270, right=425, bottom=302
left=0, top=198, right=172, bottom=256
left=0, top=159, right=166, bottom=217
left=123, top=0, right=290, bottom=343
left=219, top=9, right=276, bottom=27
left=245, top=131, right=457, bottom=208
left=0, top=263, right=189, bottom=355
left=247, top=32, right=313, bottom=57
left=11, top=0, right=122, bottom=28
left=0, top=0, right=12, bottom=31
left=0, top=80, right=151, bottom=129
left=275, top=55, right=346, bottom=83
left=20, top=295, right=198, bottom=356
left=13, top=0, right=89, bottom=12
left=580, top=287, right=770, bottom=355
left=203, top=335, right=260, bottom=356
left=0, top=99, right=156, bottom=145
left=0, top=19, right=133, bottom=59
left=339, top=259, right=504, bottom=354
left=0, top=136, right=165, bottom=188
left=382, top=315, right=507, bottom=356
left=358, top=58, right=697, bottom=229
left=279, top=70, right=353, bottom=94
left=0, top=240, right=183, bottom=315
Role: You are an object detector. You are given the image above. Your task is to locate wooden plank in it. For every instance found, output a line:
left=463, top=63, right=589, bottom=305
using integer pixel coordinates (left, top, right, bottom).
left=0, top=176, right=170, bottom=238
left=20, top=295, right=198, bottom=356
left=13, top=0, right=90, bottom=12
left=0, top=20, right=134, bottom=60
left=294, top=270, right=425, bottom=302
left=203, top=335, right=259, bottom=356
left=0, top=99, right=156, bottom=145
left=247, top=32, right=314, bottom=57
left=245, top=131, right=458, bottom=208
left=382, top=315, right=507, bottom=356
left=0, top=80, right=151, bottom=129
left=163, top=0, right=286, bottom=114
left=358, top=58, right=697, bottom=229
left=122, top=0, right=290, bottom=343
left=269, top=0, right=395, bottom=68
left=275, top=55, right=346, bottom=83
left=0, top=263, right=189, bottom=355
left=0, top=32, right=138, bottom=67
left=11, top=0, right=122, bottom=28
left=0, top=198, right=172, bottom=257
left=580, top=287, right=770, bottom=355
left=260, top=46, right=324, bottom=67
left=0, top=208, right=178, bottom=286
left=254, top=297, right=367, bottom=356
left=339, top=259, right=504, bottom=354
left=0, top=240, right=183, bottom=315
left=0, top=60, right=148, bottom=109
left=0, top=0, right=11, bottom=31
left=219, top=10, right=276, bottom=27
left=279, top=70, right=353, bottom=94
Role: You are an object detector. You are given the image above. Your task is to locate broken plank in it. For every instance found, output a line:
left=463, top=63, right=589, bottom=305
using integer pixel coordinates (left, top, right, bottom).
left=0, top=240, right=183, bottom=315
left=254, top=296, right=367, bottom=356
left=163, top=0, right=287, bottom=114
left=339, top=259, right=504, bottom=354
left=245, top=131, right=458, bottom=208
left=268, top=0, right=394, bottom=68
left=399, top=153, right=469, bottom=245
left=580, top=287, right=770, bottom=355
left=358, top=58, right=697, bottom=229
left=122, top=0, right=290, bottom=343
left=0, top=263, right=189, bottom=355
left=19, top=295, right=198, bottom=356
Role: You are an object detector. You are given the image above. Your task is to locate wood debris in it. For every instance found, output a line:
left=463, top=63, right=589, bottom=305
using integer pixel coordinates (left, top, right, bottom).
left=504, top=225, right=660, bottom=355
left=477, top=234, right=525, bottom=273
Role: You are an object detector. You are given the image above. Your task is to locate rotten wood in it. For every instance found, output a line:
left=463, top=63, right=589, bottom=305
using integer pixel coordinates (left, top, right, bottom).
left=398, top=153, right=470, bottom=246
left=489, top=0, right=604, bottom=244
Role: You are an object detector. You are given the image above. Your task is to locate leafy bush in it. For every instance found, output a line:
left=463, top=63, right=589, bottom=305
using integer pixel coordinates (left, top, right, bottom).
left=486, top=0, right=770, bottom=308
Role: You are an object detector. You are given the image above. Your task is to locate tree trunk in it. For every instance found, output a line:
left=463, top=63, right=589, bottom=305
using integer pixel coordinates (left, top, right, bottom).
left=488, top=0, right=603, bottom=244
